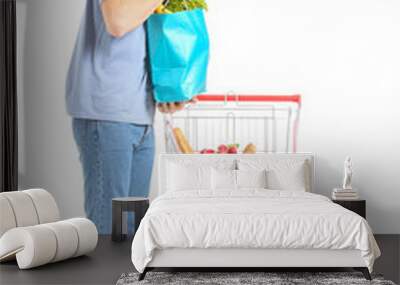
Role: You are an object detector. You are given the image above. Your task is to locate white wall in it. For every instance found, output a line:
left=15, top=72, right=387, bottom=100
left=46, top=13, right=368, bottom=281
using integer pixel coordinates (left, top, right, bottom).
left=17, top=0, right=400, bottom=233
left=17, top=0, right=86, bottom=220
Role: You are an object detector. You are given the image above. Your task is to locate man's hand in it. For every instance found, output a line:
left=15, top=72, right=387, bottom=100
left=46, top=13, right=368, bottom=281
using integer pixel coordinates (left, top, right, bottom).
left=101, top=0, right=163, bottom=38
left=157, top=97, right=198, bottom=114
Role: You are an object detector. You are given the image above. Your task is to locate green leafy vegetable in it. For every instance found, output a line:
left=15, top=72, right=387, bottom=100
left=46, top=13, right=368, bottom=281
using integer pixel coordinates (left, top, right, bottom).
left=164, top=0, right=208, bottom=13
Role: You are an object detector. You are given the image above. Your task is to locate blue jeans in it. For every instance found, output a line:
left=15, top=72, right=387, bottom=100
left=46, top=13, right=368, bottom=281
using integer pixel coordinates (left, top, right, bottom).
left=72, top=119, right=155, bottom=234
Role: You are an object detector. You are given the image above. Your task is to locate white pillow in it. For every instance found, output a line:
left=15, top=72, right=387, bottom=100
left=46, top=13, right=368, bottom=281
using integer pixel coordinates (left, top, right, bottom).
left=266, top=163, right=306, bottom=191
left=236, top=170, right=267, bottom=189
left=238, top=158, right=310, bottom=192
left=212, top=169, right=237, bottom=191
left=166, top=162, right=213, bottom=192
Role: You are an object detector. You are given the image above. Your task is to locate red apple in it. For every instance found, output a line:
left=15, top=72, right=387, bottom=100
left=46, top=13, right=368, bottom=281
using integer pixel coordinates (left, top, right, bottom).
left=217, top=144, right=228, bottom=154
left=227, top=146, right=238, bottom=154
left=200, top=149, right=216, bottom=154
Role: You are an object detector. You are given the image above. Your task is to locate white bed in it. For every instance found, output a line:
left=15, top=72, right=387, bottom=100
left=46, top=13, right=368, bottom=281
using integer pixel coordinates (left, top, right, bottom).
left=131, top=154, right=380, bottom=280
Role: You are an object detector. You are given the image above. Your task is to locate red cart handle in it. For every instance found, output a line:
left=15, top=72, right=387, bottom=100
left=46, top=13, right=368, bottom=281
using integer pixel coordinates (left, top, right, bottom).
left=196, top=94, right=301, bottom=106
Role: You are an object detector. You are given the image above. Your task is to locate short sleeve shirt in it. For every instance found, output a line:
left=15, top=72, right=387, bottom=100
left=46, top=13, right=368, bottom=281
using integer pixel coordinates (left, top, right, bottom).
left=66, top=0, right=155, bottom=125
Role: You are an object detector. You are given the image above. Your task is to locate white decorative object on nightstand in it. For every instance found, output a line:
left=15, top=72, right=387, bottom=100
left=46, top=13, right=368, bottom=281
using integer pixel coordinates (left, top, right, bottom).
left=332, top=157, right=359, bottom=200
left=342, top=156, right=353, bottom=190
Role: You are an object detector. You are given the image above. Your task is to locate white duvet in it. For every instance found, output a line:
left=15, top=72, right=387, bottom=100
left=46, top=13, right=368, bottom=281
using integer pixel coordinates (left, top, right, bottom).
left=131, top=190, right=380, bottom=273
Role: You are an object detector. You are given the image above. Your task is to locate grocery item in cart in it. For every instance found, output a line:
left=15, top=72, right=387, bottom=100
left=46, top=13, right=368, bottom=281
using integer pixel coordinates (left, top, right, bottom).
left=147, top=0, right=209, bottom=103
left=200, top=143, right=256, bottom=154
left=200, top=149, right=215, bottom=154
left=173, top=128, right=194, bottom=154
left=243, top=143, right=257, bottom=154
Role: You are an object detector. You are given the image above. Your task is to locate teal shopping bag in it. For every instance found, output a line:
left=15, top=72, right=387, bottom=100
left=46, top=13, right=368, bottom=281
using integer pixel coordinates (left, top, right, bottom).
left=146, top=9, right=210, bottom=103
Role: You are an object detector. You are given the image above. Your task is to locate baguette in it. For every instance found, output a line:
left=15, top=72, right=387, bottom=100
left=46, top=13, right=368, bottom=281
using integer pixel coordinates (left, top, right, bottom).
left=173, top=128, right=194, bottom=154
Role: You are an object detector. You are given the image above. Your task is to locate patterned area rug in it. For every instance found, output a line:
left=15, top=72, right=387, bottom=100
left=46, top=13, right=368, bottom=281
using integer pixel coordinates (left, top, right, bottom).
left=116, top=272, right=396, bottom=285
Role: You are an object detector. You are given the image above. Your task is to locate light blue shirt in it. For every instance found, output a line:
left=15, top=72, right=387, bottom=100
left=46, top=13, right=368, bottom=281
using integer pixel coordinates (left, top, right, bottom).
left=66, top=0, right=154, bottom=125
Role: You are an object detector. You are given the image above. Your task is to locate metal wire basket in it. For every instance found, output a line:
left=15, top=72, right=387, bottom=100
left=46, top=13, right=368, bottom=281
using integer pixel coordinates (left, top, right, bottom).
left=164, top=94, right=301, bottom=153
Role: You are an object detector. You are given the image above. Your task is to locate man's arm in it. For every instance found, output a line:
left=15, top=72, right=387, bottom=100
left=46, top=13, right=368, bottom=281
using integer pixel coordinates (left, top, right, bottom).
left=101, top=0, right=163, bottom=38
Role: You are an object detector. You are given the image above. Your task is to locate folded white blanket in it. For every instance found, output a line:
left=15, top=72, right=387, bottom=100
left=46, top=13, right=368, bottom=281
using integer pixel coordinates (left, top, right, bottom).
left=131, top=190, right=380, bottom=273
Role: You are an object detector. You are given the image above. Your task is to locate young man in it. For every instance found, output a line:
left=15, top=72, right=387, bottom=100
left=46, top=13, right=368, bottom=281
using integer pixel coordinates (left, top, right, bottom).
left=66, top=0, right=189, bottom=234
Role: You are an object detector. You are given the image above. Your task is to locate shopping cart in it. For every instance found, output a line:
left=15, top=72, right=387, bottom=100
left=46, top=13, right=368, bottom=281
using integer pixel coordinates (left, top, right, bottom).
left=164, top=94, right=301, bottom=154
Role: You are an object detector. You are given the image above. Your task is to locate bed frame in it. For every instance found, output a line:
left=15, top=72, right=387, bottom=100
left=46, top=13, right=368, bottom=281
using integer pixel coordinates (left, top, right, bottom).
left=140, top=248, right=371, bottom=280
left=139, top=154, right=372, bottom=281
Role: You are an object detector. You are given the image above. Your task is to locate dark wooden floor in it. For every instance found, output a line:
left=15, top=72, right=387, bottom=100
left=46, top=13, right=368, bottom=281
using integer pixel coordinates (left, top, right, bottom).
left=0, top=235, right=399, bottom=285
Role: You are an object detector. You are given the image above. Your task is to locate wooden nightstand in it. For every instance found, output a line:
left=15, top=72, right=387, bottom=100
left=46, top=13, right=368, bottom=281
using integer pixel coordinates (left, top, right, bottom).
left=332, top=199, right=366, bottom=219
